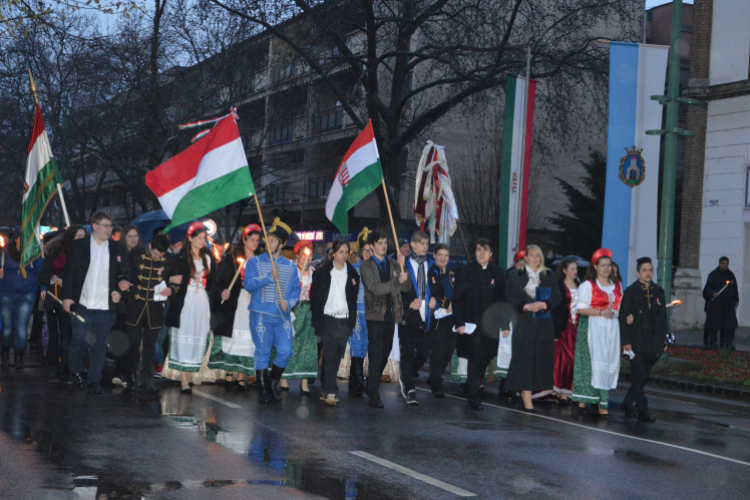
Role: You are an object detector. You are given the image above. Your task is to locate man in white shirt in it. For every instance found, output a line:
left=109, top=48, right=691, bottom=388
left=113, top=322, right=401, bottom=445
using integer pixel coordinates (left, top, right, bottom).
left=62, top=212, right=132, bottom=394
left=310, top=240, right=359, bottom=406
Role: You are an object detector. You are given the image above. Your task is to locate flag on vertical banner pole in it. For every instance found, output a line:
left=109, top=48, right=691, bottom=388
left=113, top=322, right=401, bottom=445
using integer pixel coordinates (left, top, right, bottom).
left=325, top=120, right=383, bottom=235
left=21, top=104, right=63, bottom=275
left=146, top=113, right=256, bottom=233
left=498, top=75, right=536, bottom=268
left=601, top=42, right=669, bottom=284
left=413, top=141, right=459, bottom=244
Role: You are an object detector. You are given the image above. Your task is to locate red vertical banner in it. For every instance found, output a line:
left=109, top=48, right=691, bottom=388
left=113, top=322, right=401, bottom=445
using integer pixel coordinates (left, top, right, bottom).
left=518, top=79, right=536, bottom=251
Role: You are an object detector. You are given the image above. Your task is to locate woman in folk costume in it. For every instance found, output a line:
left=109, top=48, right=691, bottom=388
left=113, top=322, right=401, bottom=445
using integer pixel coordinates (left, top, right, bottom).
left=209, top=224, right=261, bottom=391
left=165, top=222, right=215, bottom=394
left=571, top=248, right=622, bottom=418
left=277, top=240, right=318, bottom=395
left=244, top=218, right=301, bottom=404
left=551, top=258, right=580, bottom=404
left=505, top=244, right=562, bottom=412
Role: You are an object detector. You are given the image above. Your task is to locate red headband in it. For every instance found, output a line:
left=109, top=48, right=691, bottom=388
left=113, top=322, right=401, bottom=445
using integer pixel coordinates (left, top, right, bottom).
left=591, top=248, right=613, bottom=265
left=242, top=224, right=261, bottom=240
left=294, top=240, right=313, bottom=255
left=187, top=222, right=205, bottom=239
left=513, top=251, right=526, bottom=263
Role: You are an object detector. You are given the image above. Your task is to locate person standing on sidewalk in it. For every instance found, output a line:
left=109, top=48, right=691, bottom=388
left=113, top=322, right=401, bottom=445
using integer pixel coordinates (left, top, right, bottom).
left=62, top=212, right=133, bottom=394
left=619, top=257, right=667, bottom=423
left=359, top=231, right=411, bottom=408
left=310, top=240, right=359, bottom=406
left=702, top=256, right=739, bottom=350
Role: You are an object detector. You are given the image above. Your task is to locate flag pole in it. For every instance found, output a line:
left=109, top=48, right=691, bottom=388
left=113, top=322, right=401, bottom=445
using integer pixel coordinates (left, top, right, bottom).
left=29, top=69, right=71, bottom=228
left=380, top=178, right=404, bottom=272
left=252, top=194, right=285, bottom=299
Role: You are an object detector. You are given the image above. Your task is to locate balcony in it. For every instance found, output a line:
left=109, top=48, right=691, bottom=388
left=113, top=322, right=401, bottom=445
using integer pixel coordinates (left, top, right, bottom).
left=313, top=106, right=344, bottom=134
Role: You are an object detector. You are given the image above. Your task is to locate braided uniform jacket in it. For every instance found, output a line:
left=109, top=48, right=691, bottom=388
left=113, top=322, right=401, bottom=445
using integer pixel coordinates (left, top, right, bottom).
left=126, top=247, right=180, bottom=329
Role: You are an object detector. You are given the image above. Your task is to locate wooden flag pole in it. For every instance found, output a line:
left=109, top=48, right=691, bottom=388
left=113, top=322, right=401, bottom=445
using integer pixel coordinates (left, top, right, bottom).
left=252, top=194, right=285, bottom=299
left=381, top=178, right=404, bottom=273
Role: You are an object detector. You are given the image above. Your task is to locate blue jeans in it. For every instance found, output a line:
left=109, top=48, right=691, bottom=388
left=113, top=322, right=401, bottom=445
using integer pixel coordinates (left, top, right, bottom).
left=0, top=291, right=37, bottom=351
left=348, top=312, right=369, bottom=358
left=68, top=306, right=115, bottom=385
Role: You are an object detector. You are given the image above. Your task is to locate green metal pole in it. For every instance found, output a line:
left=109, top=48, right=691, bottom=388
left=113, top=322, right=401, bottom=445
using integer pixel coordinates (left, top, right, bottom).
left=58, top=94, right=69, bottom=228
left=656, top=0, right=683, bottom=300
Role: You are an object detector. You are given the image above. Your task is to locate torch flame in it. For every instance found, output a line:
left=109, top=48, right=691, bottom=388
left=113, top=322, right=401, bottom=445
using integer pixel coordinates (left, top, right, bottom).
left=224, top=242, right=230, bottom=250
left=672, top=300, right=681, bottom=305
left=0, top=236, right=4, bottom=248
left=304, top=247, right=311, bottom=255
left=726, top=281, right=731, bottom=284
left=237, top=257, right=245, bottom=265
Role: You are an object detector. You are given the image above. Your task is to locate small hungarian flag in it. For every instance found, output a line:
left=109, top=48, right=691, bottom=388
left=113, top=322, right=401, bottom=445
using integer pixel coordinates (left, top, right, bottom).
left=146, top=114, right=255, bottom=233
left=325, top=120, right=383, bottom=234
left=22, top=104, right=63, bottom=275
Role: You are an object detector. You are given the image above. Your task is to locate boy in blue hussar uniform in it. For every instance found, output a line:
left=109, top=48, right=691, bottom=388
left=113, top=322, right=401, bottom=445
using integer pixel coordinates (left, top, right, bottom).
left=244, top=218, right=301, bottom=404
left=348, top=227, right=372, bottom=395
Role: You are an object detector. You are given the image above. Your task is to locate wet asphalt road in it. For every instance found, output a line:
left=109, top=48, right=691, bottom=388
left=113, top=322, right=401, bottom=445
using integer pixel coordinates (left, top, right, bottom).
left=2, top=361, right=750, bottom=500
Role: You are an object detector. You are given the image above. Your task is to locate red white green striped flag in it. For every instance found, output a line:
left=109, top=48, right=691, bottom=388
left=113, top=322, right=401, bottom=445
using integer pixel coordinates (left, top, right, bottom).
left=325, top=120, right=383, bottom=234
left=21, top=104, right=63, bottom=274
left=146, top=114, right=255, bottom=233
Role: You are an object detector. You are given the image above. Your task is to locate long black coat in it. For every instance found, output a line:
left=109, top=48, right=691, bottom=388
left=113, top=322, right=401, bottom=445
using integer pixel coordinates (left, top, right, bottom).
left=619, top=281, right=667, bottom=353
left=452, top=262, right=505, bottom=358
left=504, top=268, right=561, bottom=392
left=702, top=267, right=739, bottom=331
left=61, top=237, right=132, bottom=313
left=211, top=253, right=245, bottom=337
left=165, top=251, right=215, bottom=329
left=310, top=261, right=359, bottom=334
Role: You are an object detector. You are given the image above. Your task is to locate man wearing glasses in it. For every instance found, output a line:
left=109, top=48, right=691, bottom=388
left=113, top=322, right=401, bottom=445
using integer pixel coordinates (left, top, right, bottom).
left=63, top=212, right=132, bottom=394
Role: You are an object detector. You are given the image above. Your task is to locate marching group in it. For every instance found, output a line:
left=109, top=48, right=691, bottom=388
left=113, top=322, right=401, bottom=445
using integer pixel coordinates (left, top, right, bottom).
left=0, top=211, right=676, bottom=422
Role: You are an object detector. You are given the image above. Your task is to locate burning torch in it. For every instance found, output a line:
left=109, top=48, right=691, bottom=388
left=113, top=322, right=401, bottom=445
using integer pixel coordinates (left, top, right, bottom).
left=0, top=235, right=4, bottom=272
left=223, top=257, right=245, bottom=304
left=712, top=281, right=732, bottom=301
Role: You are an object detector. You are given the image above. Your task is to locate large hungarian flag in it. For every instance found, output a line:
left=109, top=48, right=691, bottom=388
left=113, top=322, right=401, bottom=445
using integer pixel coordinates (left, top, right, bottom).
left=498, top=75, right=536, bottom=268
left=21, top=104, right=63, bottom=274
left=146, top=114, right=255, bottom=233
left=325, top=120, right=383, bottom=234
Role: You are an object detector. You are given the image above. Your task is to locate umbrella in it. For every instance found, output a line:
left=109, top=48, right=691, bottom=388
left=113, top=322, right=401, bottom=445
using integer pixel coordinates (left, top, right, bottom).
left=131, top=210, right=196, bottom=246
left=550, top=255, right=589, bottom=267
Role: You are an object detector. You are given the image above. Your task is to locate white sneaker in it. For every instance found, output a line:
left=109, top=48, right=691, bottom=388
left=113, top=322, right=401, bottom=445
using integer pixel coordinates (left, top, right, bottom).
left=399, top=374, right=407, bottom=398
left=326, top=394, right=339, bottom=406
left=112, top=377, right=128, bottom=389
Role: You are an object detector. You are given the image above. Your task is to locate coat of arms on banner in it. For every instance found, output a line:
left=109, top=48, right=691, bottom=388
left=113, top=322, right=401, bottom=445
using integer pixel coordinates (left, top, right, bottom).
left=619, top=146, right=645, bottom=188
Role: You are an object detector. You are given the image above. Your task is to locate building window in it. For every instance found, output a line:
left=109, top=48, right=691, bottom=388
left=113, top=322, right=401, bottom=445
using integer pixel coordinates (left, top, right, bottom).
left=269, top=124, right=293, bottom=145
left=273, top=64, right=295, bottom=83
left=265, top=185, right=287, bottom=204
left=308, top=177, right=332, bottom=199
left=314, top=106, right=343, bottom=133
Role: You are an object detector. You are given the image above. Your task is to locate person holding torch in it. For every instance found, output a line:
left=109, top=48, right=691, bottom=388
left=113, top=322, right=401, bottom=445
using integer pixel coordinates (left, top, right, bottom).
left=702, top=256, right=739, bottom=350
left=209, top=225, right=262, bottom=390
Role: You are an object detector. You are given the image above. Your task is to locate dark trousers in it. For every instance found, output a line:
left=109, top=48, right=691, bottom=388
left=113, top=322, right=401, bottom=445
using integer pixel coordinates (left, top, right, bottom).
left=322, top=316, right=351, bottom=395
left=30, top=291, right=44, bottom=349
left=399, top=323, right=426, bottom=392
left=429, top=321, right=457, bottom=391
left=45, top=306, right=72, bottom=373
left=412, top=328, right=430, bottom=376
left=623, top=351, right=660, bottom=413
left=68, top=306, right=116, bottom=385
left=127, top=321, right=161, bottom=387
left=366, top=320, right=395, bottom=401
left=467, top=334, right=499, bottom=405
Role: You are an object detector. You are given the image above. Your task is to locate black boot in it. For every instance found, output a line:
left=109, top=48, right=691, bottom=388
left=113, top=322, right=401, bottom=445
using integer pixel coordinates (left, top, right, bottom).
left=257, top=370, right=270, bottom=404
left=348, top=359, right=358, bottom=393
left=353, top=357, right=366, bottom=395
left=269, top=365, right=284, bottom=401
left=1, top=347, right=10, bottom=368
left=14, top=353, right=24, bottom=369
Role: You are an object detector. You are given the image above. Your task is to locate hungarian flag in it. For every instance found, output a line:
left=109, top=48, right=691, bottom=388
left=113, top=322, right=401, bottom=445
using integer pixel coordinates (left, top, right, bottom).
left=21, top=104, right=63, bottom=274
left=146, top=114, right=255, bottom=233
left=325, top=120, right=383, bottom=234
left=498, top=75, right=536, bottom=268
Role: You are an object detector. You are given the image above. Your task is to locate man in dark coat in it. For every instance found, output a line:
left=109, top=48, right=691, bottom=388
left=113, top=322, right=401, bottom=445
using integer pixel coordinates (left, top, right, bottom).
left=619, top=257, right=667, bottom=423
left=702, top=256, right=739, bottom=350
left=426, top=243, right=456, bottom=398
left=124, top=234, right=181, bottom=393
left=453, top=238, right=506, bottom=410
left=62, top=212, right=132, bottom=394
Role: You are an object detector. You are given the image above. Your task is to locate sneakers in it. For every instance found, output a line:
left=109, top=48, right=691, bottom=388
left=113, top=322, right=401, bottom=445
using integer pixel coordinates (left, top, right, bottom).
left=69, top=373, right=86, bottom=389
left=326, top=394, right=339, bottom=406
left=112, top=376, right=129, bottom=389
left=154, top=364, right=163, bottom=378
left=405, top=390, right=418, bottom=405
left=88, top=383, right=103, bottom=395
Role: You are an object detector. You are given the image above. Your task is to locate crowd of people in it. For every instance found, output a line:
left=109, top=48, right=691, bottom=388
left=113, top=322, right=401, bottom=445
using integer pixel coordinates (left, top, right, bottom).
left=0, top=211, right=683, bottom=423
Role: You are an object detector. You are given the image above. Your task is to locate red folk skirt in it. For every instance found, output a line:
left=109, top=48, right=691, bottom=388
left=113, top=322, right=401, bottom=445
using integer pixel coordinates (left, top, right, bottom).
left=553, top=319, right=577, bottom=394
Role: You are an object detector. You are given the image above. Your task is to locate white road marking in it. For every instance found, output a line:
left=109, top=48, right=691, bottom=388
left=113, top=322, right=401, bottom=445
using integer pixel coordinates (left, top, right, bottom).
left=350, top=451, right=477, bottom=497
left=192, top=389, right=243, bottom=409
left=415, top=388, right=750, bottom=467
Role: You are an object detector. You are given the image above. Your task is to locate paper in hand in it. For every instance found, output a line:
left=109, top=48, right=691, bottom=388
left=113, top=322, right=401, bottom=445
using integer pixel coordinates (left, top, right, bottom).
left=453, top=322, right=476, bottom=334
left=154, top=281, right=168, bottom=302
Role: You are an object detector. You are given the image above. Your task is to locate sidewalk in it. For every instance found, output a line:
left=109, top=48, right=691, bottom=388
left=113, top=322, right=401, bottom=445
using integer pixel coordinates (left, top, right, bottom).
left=673, top=327, right=750, bottom=352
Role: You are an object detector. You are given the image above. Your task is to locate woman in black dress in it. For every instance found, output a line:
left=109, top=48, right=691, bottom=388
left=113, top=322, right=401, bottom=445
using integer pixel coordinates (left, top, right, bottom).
left=505, top=244, right=561, bottom=412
